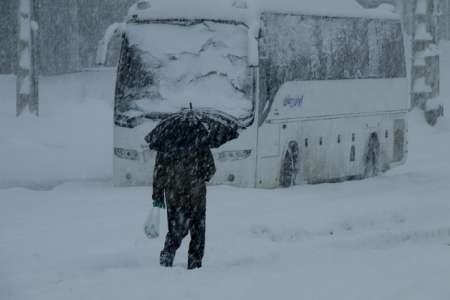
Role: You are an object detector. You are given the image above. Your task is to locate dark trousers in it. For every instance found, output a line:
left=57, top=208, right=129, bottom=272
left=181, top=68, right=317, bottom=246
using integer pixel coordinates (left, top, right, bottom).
left=161, top=188, right=206, bottom=264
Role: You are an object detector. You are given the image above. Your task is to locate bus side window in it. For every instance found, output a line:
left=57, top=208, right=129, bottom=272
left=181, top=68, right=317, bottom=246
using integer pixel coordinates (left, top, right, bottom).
left=350, top=145, right=356, bottom=162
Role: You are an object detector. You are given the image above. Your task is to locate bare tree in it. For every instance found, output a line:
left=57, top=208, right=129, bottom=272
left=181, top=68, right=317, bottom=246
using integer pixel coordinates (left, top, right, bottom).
left=16, top=0, right=39, bottom=116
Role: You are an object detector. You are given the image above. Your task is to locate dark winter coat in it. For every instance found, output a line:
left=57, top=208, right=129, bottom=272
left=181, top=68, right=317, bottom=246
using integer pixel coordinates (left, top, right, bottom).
left=152, top=147, right=216, bottom=205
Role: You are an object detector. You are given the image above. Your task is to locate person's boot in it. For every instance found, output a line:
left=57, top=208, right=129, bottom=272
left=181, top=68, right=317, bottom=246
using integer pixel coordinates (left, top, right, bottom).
left=160, top=251, right=174, bottom=267
left=187, top=257, right=202, bottom=270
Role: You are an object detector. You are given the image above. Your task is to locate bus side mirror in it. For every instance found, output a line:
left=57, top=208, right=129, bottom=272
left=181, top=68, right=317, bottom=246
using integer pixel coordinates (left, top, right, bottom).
left=96, top=23, right=124, bottom=66
left=248, top=36, right=259, bottom=67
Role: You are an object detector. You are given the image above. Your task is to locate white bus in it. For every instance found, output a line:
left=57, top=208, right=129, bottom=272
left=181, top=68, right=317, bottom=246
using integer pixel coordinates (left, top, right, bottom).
left=112, top=0, right=409, bottom=188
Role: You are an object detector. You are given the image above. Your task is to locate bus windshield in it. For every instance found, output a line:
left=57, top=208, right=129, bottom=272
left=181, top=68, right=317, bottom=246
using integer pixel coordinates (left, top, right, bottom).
left=115, top=20, right=253, bottom=121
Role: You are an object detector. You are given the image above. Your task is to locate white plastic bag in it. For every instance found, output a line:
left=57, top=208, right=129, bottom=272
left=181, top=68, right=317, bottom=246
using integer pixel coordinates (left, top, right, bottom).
left=144, top=206, right=161, bottom=239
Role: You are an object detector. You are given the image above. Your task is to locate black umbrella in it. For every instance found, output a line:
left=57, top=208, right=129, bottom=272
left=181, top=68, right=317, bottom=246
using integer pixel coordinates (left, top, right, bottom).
left=145, top=104, right=240, bottom=152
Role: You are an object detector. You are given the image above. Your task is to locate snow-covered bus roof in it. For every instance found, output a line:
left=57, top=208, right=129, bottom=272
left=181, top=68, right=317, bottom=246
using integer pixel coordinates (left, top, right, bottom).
left=127, top=0, right=399, bottom=24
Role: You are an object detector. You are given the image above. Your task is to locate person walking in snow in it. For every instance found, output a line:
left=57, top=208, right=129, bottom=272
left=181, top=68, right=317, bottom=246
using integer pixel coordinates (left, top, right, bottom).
left=146, top=105, right=238, bottom=269
left=152, top=146, right=216, bottom=270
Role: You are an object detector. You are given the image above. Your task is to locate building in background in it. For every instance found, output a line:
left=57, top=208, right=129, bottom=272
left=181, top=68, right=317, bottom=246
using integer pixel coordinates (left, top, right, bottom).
left=36, top=0, right=81, bottom=75
left=440, top=0, right=450, bottom=40
left=0, top=0, right=134, bottom=75
left=0, top=0, right=17, bottom=74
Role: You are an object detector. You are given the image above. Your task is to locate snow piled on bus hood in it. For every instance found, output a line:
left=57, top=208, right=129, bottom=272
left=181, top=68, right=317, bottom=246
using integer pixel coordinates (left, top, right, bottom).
left=124, top=22, right=253, bottom=119
left=127, top=0, right=398, bottom=23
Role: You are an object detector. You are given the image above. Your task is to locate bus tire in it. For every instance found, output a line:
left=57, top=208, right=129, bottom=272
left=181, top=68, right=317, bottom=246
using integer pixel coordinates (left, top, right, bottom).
left=279, top=142, right=299, bottom=188
left=364, top=133, right=380, bottom=178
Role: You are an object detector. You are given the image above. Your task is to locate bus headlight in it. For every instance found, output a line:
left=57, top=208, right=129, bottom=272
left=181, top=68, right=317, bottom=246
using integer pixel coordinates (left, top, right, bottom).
left=114, top=148, right=139, bottom=161
left=217, top=150, right=251, bottom=162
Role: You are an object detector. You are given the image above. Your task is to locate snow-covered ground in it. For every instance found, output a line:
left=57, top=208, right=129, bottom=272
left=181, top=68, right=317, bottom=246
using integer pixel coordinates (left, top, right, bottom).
left=1, top=43, right=450, bottom=300
left=0, top=69, right=114, bottom=189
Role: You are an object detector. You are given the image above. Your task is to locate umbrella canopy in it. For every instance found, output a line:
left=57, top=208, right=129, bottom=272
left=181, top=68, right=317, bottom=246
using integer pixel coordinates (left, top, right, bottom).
left=145, top=107, right=240, bottom=152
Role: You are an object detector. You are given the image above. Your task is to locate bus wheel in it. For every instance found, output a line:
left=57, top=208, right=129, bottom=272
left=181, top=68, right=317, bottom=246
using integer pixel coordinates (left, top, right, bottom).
left=280, top=142, right=299, bottom=188
left=364, top=133, right=380, bottom=178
